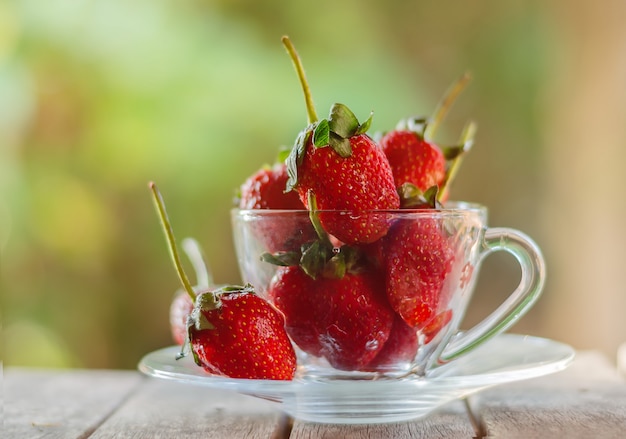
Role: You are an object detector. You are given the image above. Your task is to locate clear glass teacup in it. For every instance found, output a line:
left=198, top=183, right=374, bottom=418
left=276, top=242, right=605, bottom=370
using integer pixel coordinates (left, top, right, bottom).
left=231, top=202, right=545, bottom=379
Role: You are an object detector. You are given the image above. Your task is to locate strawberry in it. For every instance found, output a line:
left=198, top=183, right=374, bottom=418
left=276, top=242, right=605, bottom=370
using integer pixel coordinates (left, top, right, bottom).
left=366, top=315, right=419, bottom=371
left=382, top=216, right=456, bottom=331
left=236, top=163, right=315, bottom=253
left=169, top=290, right=194, bottom=345
left=187, top=285, right=297, bottom=380
left=150, top=182, right=297, bottom=380
left=380, top=73, right=475, bottom=205
left=241, top=209, right=317, bottom=255
left=238, top=162, right=304, bottom=210
left=268, top=265, right=324, bottom=357
left=365, top=309, right=452, bottom=372
left=289, top=115, right=400, bottom=244
left=380, top=125, right=446, bottom=195
left=420, top=308, right=453, bottom=344
left=315, top=270, right=394, bottom=370
left=282, top=37, right=399, bottom=244
left=170, top=238, right=213, bottom=346
left=270, top=266, right=395, bottom=371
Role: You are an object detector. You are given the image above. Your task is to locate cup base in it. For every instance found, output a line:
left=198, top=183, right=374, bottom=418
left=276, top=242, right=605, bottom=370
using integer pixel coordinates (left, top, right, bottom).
left=294, top=352, right=426, bottom=380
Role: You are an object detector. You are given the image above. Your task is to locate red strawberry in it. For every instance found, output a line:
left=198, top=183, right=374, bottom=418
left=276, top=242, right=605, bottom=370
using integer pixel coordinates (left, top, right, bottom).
left=366, top=315, right=419, bottom=371
left=150, top=182, right=297, bottom=380
left=169, top=238, right=213, bottom=346
left=188, top=285, right=297, bottom=380
left=282, top=37, right=399, bottom=244
left=268, top=265, right=324, bottom=357
left=266, top=238, right=394, bottom=371
left=315, top=270, right=394, bottom=370
left=290, top=122, right=400, bottom=244
left=169, top=290, right=194, bottom=345
left=380, top=127, right=446, bottom=195
left=242, top=209, right=317, bottom=255
left=420, top=308, right=453, bottom=344
left=238, top=162, right=304, bottom=210
left=380, top=73, right=475, bottom=205
left=382, top=217, right=455, bottom=331
left=237, top=163, right=315, bottom=253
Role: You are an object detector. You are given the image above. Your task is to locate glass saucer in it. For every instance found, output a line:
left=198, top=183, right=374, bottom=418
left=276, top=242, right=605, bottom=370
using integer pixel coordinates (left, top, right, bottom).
left=138, top=333, right=574, bottom=424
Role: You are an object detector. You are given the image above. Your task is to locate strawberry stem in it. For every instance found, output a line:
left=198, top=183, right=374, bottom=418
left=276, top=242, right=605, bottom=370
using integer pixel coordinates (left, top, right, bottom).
left=424, top=71, right=472, bottom=142
left=282, top=35, right=318, bottom=124
left=438, top=121, right=476, bottom=201
left=307, top=190, right=332, bottom=247
left=182, top=237, right=212, bottom=289
left=149, top=182, right=197, bottom=302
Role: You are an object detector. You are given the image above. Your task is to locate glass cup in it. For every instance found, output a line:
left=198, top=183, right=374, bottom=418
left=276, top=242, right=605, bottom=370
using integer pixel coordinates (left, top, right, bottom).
left=231, top=202, right=545, bottom=379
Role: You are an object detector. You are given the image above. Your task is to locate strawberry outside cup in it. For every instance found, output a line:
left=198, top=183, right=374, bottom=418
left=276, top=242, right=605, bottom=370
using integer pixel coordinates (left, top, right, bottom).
left=231, top=202, right=545, bottom=379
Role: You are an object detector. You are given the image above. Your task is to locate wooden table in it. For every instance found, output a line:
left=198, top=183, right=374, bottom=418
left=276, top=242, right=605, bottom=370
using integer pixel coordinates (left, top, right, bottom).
left=5, top=351, right=626, bottom=438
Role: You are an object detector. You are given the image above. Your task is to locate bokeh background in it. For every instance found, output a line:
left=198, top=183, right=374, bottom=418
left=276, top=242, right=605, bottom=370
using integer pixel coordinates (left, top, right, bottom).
left=2, top=0, right=626, bottom=369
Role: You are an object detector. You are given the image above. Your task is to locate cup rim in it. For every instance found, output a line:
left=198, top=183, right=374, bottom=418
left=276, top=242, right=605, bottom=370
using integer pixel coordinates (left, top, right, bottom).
left=232, top=201, right=487, bottom=216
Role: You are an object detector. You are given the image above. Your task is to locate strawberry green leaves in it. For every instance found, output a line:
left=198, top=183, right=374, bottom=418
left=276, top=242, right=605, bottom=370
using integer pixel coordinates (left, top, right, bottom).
left=313, top=103, right=374, bottom=158
left=285, top=128, right=311, bottom=192
left=261, top=192, right=366, bottom=280
left=286, top=103, right=373, bottom=191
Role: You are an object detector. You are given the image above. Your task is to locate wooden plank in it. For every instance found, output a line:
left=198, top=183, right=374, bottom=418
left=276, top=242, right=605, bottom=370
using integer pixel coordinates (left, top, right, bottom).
left=89, top=377, right=284, bottom=439
left=289, top=400, right=476, bottom=438
left=468, top=352, right=626, bottom=438
left=4, top=368, right=143, bottom=439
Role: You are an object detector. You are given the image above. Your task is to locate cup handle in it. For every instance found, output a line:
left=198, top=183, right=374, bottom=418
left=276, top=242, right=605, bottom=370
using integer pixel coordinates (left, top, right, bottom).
left=437, top=227, right=546, bottom=364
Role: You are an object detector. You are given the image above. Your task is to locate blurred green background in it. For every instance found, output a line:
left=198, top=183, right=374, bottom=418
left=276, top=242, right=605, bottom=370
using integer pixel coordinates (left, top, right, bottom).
left=3, top=0, right=626, bottom=369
